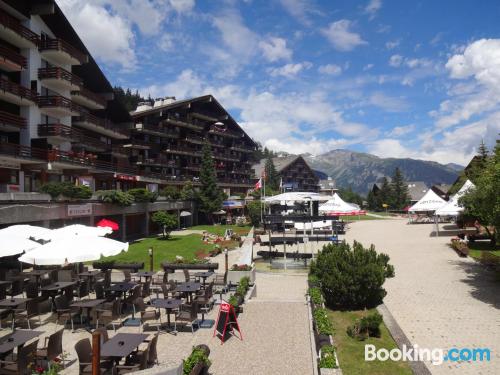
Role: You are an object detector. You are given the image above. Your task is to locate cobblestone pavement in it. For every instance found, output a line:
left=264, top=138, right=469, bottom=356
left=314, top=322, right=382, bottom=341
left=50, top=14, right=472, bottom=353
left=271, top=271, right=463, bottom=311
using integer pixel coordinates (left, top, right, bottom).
left=345, top=219, right=500, bottom=375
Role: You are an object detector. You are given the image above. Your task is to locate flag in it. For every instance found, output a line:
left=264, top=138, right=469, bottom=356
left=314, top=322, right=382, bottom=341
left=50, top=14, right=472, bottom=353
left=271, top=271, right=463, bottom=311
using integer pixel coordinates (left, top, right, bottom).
left=254, top=178, right=262, bottom=190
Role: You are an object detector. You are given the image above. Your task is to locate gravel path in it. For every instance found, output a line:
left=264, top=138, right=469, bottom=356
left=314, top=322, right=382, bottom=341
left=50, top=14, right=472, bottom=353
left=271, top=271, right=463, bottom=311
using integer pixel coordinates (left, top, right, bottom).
left=345, top=219, right=500, bottom=375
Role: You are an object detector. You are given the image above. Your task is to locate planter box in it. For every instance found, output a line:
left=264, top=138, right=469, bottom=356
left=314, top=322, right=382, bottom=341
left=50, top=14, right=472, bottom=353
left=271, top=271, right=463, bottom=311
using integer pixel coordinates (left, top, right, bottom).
left=161, top=263, right=219, bottom=271
left=93, top=262, right=144, bottom=272
left=227, top=266, right=256, bottom=284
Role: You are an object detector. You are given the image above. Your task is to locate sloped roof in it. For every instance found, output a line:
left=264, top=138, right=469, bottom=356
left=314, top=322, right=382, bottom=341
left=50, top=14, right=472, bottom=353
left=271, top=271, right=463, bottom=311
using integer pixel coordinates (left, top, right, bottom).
left=252, top=155, right=302, bottom=178
left=407, top=181, right=428, bottom=201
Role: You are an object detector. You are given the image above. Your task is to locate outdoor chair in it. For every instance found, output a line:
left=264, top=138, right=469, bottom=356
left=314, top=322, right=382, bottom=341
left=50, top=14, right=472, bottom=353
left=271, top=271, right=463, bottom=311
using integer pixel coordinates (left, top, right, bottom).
left=141, top=280, right=152, bottom=300
left=74, top=280, right=89, bottom=300
left=94, top=282, right=105, bottom=299
left=123, top=270, right=132, bottom=282
left=134, top=297, right=161, bottom=332
left=36, top=328, right=64, bottom=369
left=25, top=281, right=40, bottom=300
left=54, top=294, right=81, bottom=331
left=174, top=303, right=199, bottom=334
left=160, top=282, right=180, bottom=299
left=183, top=269, right=197, bottom=282
left=12, top=298, right=40, bottom=330
left=57, top=270, right=75, bottom=282
left=0, top=338, right=38, bottom=375
left=116, top=345, right=150, bottom=374
left=123, top=285, right=142, bottom=315
left=195, top=283, right=214, bottom=315
left=6, top=279, right=24, bottom=298
left=74, top=338, right=113, bottom=375
left=213, top=274, right=228, bottom=302
left=0, top=286, right=5, bottom=300
left=96, top=299, right=122, bottom=331
left=93, top=326, right=109, bottom=345
left=0, top=309, right=11, bottom=330
left=147, top=333, right=159, bottom=366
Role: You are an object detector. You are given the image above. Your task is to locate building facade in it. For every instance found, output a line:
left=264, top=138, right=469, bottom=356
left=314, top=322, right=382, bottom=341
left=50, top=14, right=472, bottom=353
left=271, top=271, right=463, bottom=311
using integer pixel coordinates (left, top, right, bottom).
left=253, top=155, right=319, bottom=192
left=130, top=96, right=257, bottom=196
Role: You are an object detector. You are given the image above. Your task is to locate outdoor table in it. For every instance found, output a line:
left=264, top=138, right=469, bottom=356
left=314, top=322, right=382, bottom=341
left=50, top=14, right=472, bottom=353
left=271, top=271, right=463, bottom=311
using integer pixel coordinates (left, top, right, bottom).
left=194, top=272, right=214, bottom=288
left=22, top=270, right=49, bottom=286
left=150, top=298, right=182, bottom=328
left=100, top=333, right=149, bottom=364
left=70, top=299, right=105, bottom=328
left=106, top=282, right=137, bottom=297
left=175, top=282, right=201, bottom=303
left=41, top=281, right=78, bottom=310
left=134, top=271, right=156, bottom=283
left=0, top=281, right=12, bottom=299
left=0, top=330, right=42, bottom=357
left=0, top=298, right=31, bottom=324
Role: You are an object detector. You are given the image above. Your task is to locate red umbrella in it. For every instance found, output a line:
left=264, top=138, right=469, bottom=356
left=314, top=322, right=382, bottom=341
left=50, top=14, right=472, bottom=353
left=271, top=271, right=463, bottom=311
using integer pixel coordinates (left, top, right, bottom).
left=96, top=219, right=119, bottom=231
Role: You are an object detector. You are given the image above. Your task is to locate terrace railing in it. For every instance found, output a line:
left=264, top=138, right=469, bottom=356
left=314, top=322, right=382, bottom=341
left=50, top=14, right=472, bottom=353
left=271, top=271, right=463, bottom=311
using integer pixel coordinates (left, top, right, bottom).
left=38, top=67, right=83, bottom=87
left=71, top=86, right=106, bottom=107
left=0, top=78, right=38, bottom=102
left=0, top=9, right=39, bottom=45
left=0, top=142, right=46, bottom=160
left=39, top=37, right=87, bottom=65
left=0, top=45, right=27, bottom=68
left=74, top=113, right=129, bottom=136
left=37, top=95, right=87, bottom=115
left=0, top=110, right=26, bottom=129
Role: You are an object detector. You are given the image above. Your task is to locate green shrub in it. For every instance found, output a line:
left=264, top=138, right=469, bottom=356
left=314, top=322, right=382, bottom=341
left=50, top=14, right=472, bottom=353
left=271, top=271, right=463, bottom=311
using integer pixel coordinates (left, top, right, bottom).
left=160, top=186, right=181, bottom=200
left=95, top=190, right=134, bottom=206
left=240, top=276, right=250, bottom=289
left=151, top=211, right=178, bottom=239
left=228, top=295, right=239, bottom=308
left=319, top=345, right=338, bottom=368
left=246, top=201, right=261, bottom=226
left=347, top=312, right=383, bottom=340
left=128, top=188, right=158, bottom=202
left=309, top=287, right=323, bottom=305
left=313, top=308, right=334, bottom=335
left=310, top=241, right=395, bottom=309
left=40, top=182, right=92, bottom=199
left=308, top=274, right=320, bottom=287
left=183, top=347, right=211, bottom=375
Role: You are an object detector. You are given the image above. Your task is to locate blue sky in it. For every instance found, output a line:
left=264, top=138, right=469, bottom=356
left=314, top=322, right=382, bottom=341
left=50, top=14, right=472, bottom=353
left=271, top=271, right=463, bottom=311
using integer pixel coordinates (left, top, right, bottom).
left=58, top=0, right=500, bottom=165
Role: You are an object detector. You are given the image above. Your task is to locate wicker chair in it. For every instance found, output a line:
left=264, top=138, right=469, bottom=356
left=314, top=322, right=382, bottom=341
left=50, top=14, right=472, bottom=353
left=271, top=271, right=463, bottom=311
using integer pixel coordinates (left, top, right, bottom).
left=174, top=303, right=199, bottom=334
left=36, top=328, right=64, bottom=369
left=0, top=339, right=38, bottom=375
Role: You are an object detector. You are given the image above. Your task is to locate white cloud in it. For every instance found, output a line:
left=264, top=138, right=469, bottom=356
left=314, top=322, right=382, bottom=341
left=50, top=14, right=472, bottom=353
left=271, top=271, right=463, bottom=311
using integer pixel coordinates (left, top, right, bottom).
left=268, top=62, right=312, bottom=78
left=385, top=40, right=399, bottom=50
left=279, top=0, right=316, bottom=25
left=57, top=1, right=137, bottom=69
left=168, top=0, right=195, bottom=13
left=386, top=124, right=415, bottom=137
left=318, top=64, right=342, bottom=75
left=364, top=0, right=382, bottom=20
left=363, top=63, right=374, bottom=71
left=321, top=20, right=367, bottom=51
left=369, top=92, right=409, bottom=112
left=389, top=54, right=403, bottom=67
left=105, top=0, right=166, bottom=36
left=158, top=34, right=174, bottom=51
left=259, top=37, right=293, bottom=62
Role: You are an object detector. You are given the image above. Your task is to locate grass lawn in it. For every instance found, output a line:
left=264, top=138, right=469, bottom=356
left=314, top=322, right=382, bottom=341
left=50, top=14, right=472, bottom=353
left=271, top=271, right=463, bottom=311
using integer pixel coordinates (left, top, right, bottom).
left=342, top=215, right=379, bottom=221
left=100, top=234, right=238, bottom=271
left=368, top=211, right=393, bottom=217
left=328, top=309, right=413, bottom=375
left=190, top=224, right=251, bottom=236
left=467, top=242, right=500, bottom=260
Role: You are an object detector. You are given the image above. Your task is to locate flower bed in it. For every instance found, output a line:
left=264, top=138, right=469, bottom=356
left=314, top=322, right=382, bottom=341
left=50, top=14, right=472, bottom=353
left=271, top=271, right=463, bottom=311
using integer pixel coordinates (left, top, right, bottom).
left=450, top=238, right=469, bottom=257
left=227, top=264, right=255, bottom=284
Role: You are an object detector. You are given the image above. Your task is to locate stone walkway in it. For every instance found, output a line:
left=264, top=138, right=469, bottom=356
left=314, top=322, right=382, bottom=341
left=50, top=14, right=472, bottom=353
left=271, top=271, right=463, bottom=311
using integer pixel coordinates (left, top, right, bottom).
left=345, top=219, right=500, bottom=375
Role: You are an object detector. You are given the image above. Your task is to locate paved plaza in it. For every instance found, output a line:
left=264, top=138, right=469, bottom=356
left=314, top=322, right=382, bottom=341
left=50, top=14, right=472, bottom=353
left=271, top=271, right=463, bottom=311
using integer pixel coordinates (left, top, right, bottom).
left=345, top=219, right=500, bottom=375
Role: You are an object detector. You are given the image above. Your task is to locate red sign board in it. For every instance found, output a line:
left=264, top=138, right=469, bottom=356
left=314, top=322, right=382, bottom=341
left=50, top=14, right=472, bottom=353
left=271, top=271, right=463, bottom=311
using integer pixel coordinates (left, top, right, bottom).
left=213, top=301, right=242, bottom=344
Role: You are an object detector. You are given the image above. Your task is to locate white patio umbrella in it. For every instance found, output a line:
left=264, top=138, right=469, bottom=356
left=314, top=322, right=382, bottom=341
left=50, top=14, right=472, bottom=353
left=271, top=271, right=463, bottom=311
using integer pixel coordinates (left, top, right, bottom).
left=0, top=236, right=41, bottom=257
left=40, top=224, right=112, bottom=241
left=18, top=236, right=128, bottom=265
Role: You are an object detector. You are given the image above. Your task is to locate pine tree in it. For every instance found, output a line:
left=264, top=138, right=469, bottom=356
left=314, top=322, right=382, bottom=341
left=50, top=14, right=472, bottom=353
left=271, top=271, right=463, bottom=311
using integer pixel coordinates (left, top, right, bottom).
left=264, top=156, right=280, bottom=190
left=379, top=177, right=393, bottom=209
left=367, top=190, right=379, bottom=210
left=390, top=167, right=410, bottom=209
left=198, top=142, right=224, bottom=223
left=478, top=139, right=489, bottom=161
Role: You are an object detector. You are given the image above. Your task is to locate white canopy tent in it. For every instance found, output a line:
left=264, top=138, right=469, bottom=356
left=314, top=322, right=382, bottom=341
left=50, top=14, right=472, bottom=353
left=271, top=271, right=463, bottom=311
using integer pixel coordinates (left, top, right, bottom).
left=319, top=193, right=366, bottom=216
left=294, top=220, right=333, bottom=230
left=434, top=180, right=475, bottom=236
left=263, top=192, right=330, bottom=204
left=408, top=189, right=446, bottom=213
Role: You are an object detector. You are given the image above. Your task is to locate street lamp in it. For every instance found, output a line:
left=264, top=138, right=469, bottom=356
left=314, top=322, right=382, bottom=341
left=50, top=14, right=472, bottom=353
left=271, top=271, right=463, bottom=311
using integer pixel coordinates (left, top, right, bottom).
left=148, top=247, right=153, bottom=271
left=224, top=248, right=228, bottom=283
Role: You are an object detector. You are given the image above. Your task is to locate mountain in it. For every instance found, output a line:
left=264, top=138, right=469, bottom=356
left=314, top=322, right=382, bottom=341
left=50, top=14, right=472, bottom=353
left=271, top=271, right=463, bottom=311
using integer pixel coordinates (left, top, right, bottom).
left=305, top=149, right=461, bottom=195
left=445, top=163, right=464, bottom=172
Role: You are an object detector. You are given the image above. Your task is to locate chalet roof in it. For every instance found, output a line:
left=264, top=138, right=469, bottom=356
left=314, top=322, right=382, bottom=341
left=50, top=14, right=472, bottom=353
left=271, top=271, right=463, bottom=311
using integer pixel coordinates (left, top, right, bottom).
left=432, top=183, right=452, bottom=195
left=318, top=179, right=336, bottom=189
left=252, top=155, right=303, bottom=178
left=407, top=181, right=429, bottom=201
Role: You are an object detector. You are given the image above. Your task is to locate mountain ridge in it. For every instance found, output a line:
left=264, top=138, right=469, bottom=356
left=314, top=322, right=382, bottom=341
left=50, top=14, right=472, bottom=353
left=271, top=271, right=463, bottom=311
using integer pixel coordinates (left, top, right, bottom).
left=304, top=149, right=461, bottom=194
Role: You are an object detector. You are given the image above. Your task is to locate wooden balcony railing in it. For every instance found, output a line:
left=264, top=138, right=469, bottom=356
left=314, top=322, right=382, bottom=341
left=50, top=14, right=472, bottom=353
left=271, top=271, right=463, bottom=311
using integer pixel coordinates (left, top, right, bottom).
left=133, top=123, right=179, bottom=138
left=38, top=67, right=83, bottom=86
left=0, top=9, right=39, bottom=45
left=208, top=126, right=242, bottom=138
left=71, top=87, right=106, bottom=107
left=38, top=123, right=108, bottom=150
left=0, top=111, right=26, bottom=129
left=74, top=114, right=128, bottom=136
left=0, top=142, right=46, bottom=160
left=0, top=78, right=37, bottom=102
left=39, top=37, right=87, bottom=64
left=0, top=45, right=27, bottom=68
left=37, top=95, right=87, bottom=114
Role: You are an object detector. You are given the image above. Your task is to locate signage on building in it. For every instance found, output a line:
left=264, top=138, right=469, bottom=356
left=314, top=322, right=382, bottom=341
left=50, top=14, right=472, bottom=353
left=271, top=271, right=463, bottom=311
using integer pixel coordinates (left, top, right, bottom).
left=68, top=204, right=92, bottom=217
left=6, top=184, right=20, bottom=192
left=114, top=173, right=138, bottom=181
left=0, top=161, right=20, bottom=170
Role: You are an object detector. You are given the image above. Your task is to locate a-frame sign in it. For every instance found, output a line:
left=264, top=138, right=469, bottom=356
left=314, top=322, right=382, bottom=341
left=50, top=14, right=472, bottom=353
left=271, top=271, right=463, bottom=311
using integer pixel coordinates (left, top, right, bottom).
left=213, top=301, right=242, bottom=344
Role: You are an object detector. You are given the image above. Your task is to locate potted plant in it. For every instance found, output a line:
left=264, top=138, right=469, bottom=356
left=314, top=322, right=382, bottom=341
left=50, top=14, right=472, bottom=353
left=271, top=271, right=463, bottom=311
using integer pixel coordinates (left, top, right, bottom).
left=227, top=263, right=255, bottom=284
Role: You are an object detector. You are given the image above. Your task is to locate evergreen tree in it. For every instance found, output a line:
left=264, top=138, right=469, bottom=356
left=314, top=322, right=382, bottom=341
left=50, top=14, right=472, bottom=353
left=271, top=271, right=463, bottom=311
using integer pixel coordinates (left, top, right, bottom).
left=367, top=190, right=380, bottom=211
left=264, top=156, right=280, bottom=191
left=379, top=177, right=393, bottom=209
left=198, top=142, right=224, bottom=223
left=390, top=167, right=410, bottom=209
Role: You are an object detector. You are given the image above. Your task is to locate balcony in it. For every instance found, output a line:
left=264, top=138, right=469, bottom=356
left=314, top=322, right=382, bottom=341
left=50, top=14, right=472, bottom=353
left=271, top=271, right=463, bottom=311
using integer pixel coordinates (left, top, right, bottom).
left=73, top=114, right=129, bottom=139
left=0, top=45, right=27, bottom=72
left=38, top=123, right=108, bottom=152
left=133, top=122, right=179, bottom=138
left=163, top=144, right=202, bottom=157
left=121, top=139, right=150, bottom=150
left=0, top=9, right=39, bottom=48
left=0, top=78, right=37, bottom=105
left=0, top=142, right=46, bottom=164
left=208, top=126, right=243, bottom=139
left=38, top=95, right=86, bottom=118
left=213, top=152, right=240, bottom=162
left=163, top=116, right=204, bottom=132
left=0, top=111, right=26, bottom=132
left=107, top=145, right=130, bottom=158
left=39, top=37, right=88, bottom=66
left=231, top=143, right=254, bottom=153
left=38, top=67, right=82, bottom=92
left=135, top=156, right=176, bottom=167
left=183, top=163, right=201, bottom=171
left=71, top=87, right=106, bottom=110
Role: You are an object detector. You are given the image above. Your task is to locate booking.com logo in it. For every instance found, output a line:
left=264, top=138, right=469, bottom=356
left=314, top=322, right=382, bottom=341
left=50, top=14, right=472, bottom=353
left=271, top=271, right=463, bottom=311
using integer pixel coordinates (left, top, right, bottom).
left=365, top=344, right=491, bottom=365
